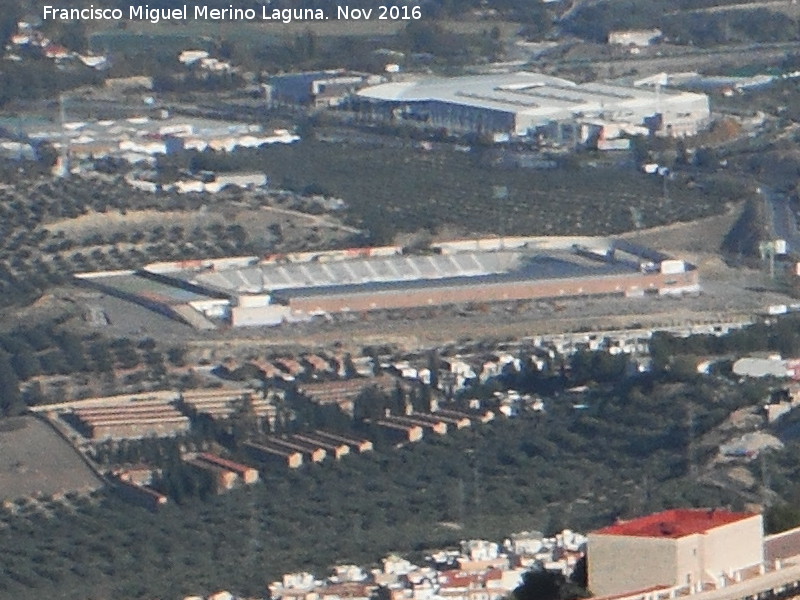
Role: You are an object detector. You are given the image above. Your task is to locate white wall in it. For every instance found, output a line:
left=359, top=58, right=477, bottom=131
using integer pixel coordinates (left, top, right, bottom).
left=701, top=514, right=763, bottom=580
left=231, top=305, right=292, bottom=327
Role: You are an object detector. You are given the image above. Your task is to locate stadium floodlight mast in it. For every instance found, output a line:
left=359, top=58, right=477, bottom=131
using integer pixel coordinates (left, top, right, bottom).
left=492, top=185, right=508, bottom=250
left=758, top=240, right=780, bottom=280
left=54, top=92, right=70, bottom=178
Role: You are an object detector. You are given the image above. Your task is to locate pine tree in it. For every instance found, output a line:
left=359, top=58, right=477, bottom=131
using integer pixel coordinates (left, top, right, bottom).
left=0, top=351, right=23, bottom=416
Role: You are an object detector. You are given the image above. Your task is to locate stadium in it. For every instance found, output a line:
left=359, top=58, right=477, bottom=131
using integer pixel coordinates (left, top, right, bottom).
left=76, top=237, right=699, bottom=329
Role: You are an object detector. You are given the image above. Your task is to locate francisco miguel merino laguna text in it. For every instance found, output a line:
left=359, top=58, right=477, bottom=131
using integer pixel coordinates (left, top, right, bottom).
left=42, top=4, right=422, bottom=23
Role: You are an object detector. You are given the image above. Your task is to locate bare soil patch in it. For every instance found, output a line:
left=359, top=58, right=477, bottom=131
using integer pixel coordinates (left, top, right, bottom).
left=46, top=206, right=354, bottom=240
left=620, top=202, right=742, bottom=256
left=0, top=417, right=103, bottom=501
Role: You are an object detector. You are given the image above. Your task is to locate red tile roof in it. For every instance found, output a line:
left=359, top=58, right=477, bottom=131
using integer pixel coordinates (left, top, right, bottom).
left=593, top=509, right=756, bottom=539
left=196, top=452, right=256, bottom=476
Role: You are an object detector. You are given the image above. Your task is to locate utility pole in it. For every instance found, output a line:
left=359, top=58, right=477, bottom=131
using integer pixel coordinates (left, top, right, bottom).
left=770, top=246, right=775, bottom=280
left=473, top=460, right=481, bottom=511
left=760, top=452, right=771, bottom=508
left=759, top=241, right=776, bottom=280
left=454, top=477, right=465, bottom=524
left=493, top=185, right=508, bottom=249
left=687, top=403, right=697, bottom=478
left=55, top=93, right=70, bottom=178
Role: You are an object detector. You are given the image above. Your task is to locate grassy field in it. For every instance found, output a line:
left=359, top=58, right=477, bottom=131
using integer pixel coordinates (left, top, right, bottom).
left=45, top=206, right=356, bottom=247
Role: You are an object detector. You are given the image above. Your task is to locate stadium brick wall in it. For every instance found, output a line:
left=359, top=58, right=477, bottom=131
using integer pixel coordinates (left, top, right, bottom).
left=282, top=270, right=699, bottom=314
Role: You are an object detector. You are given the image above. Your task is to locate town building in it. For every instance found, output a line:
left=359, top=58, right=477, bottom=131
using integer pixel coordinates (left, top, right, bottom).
left=268, top=437, right=327, bottom=463
left=20, top=114, right=298, bottom=168
left=275, top=358, right=306, bottom=378
left=291, top=434, right=350, bottom=460
left=608, top=29, right=663, bottom=46
left=371, top=419, right=424, bottom=443
left=269, top=530, right=586, bottom=600
left=243, top=441, right=304, bottom=469
left=297, top=375, right=403, bottom=415
left=429, top=411, right=471, bottom=430
left=389, top=414, right=448, bottom=436
left=311, top=430, right=374, bottom=453
left=180, top=388, right=276, bottom=426
left=113, top=465, right=157, bottom=486
left=65, top=394, right=190, bottom=441
left=268, top=70, right=383, bottom=107
left=194, top=453, right=260, bottom=485
left=112, top=478, right=168, bottom=511
left=733, top=356, right=800, bottom=379
left=185, top=457, right=239, bottom=492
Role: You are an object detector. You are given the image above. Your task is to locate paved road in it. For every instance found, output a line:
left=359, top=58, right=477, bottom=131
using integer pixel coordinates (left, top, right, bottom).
left=537, top=41, right=800, bottom=79
left=667, top=0, right=800, bottom=15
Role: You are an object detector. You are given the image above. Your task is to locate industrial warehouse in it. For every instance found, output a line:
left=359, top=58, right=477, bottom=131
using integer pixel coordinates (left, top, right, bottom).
left=76, top=236, right=699, bottom=329
left=354, top=71, right=710, bottom=139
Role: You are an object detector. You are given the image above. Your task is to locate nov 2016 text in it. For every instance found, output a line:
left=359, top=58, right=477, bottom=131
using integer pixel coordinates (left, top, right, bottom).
left=42, top=4, right=423, bottom=24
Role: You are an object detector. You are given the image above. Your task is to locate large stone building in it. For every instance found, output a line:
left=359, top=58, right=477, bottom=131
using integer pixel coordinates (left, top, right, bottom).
left=588, top=509, right=764, bottom=597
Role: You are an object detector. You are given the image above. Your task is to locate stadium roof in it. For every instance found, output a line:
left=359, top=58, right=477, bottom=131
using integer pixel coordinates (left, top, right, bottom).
left=176, top=248, right=644, bottom=300
left=185, top=251, right=526, bottom=295
left=271, top=252, right=639, bottom=300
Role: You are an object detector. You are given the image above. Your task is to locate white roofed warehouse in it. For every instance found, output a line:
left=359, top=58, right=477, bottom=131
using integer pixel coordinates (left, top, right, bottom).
left=356, top=72, right=710, bottom=139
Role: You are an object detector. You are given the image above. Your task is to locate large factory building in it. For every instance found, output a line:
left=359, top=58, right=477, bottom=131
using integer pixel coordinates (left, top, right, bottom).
left=356, top=72, right=710, bottom=139
left=75, top=236, right=700, bottom=329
